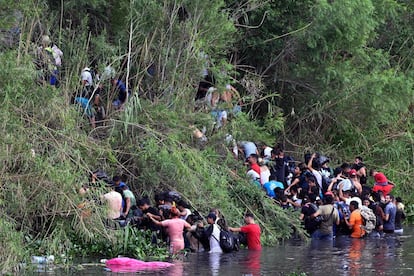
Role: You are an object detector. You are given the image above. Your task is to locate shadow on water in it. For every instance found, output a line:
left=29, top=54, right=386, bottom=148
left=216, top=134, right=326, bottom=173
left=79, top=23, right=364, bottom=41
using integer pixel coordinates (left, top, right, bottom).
left=31, top=227, right=414, bottom=275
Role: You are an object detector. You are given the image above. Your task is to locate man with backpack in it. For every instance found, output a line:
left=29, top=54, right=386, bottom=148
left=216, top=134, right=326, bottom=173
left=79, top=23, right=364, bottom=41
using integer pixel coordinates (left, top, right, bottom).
left=229, top=213, right=261, bottom=250
left=310, top=195, right=340, bottom=240
left=205, top=213, right=223, bottom=253
left=37, top=35, right=61, bottom=86
left=345, top=200, right=366, bottom=238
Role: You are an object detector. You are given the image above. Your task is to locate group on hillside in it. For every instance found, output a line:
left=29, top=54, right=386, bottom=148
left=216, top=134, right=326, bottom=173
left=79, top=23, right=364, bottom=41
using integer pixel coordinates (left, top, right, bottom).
left=79, top=170, right=261, bottom=255
left=33, top=34, right=133, bottom=130
left=237, top=141, right=405, bottom=240
left=34, top=34, right=243, bottom=134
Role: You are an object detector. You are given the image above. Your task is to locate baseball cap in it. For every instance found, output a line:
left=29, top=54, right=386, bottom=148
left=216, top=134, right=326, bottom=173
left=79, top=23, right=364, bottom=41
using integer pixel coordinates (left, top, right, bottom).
left=206, top=213, right=217, bottom=221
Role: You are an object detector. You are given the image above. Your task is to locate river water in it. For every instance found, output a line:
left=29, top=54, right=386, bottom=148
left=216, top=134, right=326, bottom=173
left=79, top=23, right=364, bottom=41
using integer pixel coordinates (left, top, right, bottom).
left=34, top=227, right=414, bottom=275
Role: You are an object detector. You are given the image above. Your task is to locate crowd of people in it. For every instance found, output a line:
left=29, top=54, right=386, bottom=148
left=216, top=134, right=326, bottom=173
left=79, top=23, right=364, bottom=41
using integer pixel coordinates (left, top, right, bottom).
left=237, top=141, right=405, bottom=240
left=79, top=170, right=261, bottom=255
left=78, top=140, right=405, bottom=257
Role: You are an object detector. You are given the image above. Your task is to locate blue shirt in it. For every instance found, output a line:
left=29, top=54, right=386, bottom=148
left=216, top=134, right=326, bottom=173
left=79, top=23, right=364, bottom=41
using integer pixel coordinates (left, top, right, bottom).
left=263, top=180, right=284, bottom=198
left=384, top=202, right=396, bottom=231
left=75, top=97, right=93, bottom=117
left=240, top=141, right=257, bottom=158
left=115, top=80, right=130, bottom=102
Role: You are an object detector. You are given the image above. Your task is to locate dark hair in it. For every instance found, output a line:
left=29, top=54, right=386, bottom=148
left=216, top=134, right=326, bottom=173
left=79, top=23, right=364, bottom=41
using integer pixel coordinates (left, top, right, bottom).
left=298, top=162, right=307, bottom=172
left=164, top=195, right=173, bottom=203
left=244, top=212, right=254, bottom=219
left=307, top=175, right=316, bottom=183
left=137, top=196, right=151, bottom=207
left=112, top=175, right=121, bottom=182
left=324, top=195, right=334, bottom=204
left=274, top=187, right=284, bottom=198
left=340, top=163, right=350, bottom=170
left=154, top=192, right=165, bottom=203
left=349, top=200, right=359, bottom=209
left=396, top=197, right=403, bottom=203
left=274, top=143, right=284, bottom=151
left=355, top=156, right=363, bottom=162
left=280, top=195, right=288, bottom=202
left=333, top=167, right=342, bottom=177
left=176, top=199, right=189, bottom=209
left=249, top=153, right=259, bottom=160
left=309, top=193, right=317, bottom=203
left=310, top=186, right=319, bottom=195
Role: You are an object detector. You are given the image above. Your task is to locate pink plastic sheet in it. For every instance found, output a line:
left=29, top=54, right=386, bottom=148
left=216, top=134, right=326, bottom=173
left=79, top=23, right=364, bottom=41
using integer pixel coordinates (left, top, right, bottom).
left=105, top=257, right=174, bottom=272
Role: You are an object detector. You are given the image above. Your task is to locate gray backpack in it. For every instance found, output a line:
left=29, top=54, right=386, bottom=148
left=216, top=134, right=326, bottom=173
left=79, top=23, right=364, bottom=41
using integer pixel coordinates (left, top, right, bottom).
left=360, top=206, right=376, bottom=234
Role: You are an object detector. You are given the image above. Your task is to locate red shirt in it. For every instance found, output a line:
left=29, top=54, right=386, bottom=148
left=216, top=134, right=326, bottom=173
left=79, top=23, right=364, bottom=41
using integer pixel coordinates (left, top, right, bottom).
left=250, top=163, right=261, bottom=176
left=241, top=224, right=261, bottom=250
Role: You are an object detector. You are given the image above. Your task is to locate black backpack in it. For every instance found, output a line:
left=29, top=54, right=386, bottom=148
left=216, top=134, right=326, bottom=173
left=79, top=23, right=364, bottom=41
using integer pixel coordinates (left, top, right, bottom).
left=219, top=229, right=239, bottom=253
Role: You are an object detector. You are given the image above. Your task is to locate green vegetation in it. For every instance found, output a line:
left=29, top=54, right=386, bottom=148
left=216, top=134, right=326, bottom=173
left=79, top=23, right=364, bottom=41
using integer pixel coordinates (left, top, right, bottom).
left=0, top=0, right=414, bottom=273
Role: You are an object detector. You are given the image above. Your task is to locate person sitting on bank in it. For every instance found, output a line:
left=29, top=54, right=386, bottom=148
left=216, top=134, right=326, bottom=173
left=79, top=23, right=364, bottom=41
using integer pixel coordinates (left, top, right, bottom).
left=228, top=212, right=261, bottom=250
left=345, top=200, right=366, bottom=238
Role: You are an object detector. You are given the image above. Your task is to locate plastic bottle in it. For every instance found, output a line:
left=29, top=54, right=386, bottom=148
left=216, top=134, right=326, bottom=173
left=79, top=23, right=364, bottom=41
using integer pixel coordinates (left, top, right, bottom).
left=31, top=255, right=54, bottom=264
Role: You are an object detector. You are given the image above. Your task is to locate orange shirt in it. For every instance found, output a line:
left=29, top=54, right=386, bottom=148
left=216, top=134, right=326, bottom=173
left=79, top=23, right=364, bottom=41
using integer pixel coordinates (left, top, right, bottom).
left=349, top=210, right=366, bottom=238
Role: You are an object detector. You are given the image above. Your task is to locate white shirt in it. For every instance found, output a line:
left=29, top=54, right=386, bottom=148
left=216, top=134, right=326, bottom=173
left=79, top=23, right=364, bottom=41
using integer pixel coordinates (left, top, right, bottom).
left=263, top=146, right=273, bottom=160
left=103, top=191, right=122, bottom=219
left=51, top=45, right=63, bottom=66
left=180, top=208, right=192, bottom=220
left=260, top=166, right=271, bottom=184
left=209, top=224, right=223, bottom=253
left=312, top=170, right=323, bottom=190
left=247, top=169, right=260, bottom=182
left=339, top=179, right=353, bottom=191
